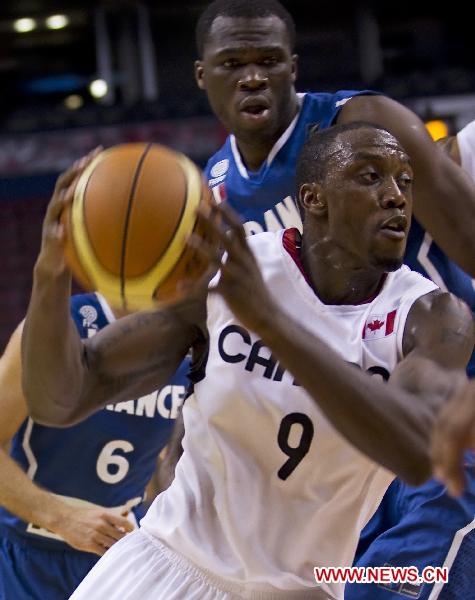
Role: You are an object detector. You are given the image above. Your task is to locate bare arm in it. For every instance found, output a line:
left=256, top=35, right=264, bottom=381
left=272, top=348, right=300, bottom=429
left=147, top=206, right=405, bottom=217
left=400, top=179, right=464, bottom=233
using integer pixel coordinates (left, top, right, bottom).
left=337, top=95, right=475, bottom=276
left=0, top=322, right=133, bottom=555
left=256, top=291, right=471, bottom=485
left=22, top=155, right=206, bottom=426
left=191, top=203, right=474, bottom=485
left=432, top=379, right=475, bottom=495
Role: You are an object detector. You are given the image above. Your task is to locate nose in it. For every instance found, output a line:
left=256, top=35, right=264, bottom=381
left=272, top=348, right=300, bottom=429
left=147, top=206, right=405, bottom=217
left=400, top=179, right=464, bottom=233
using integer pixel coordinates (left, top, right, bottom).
left=380, top=177, right=407, bottom=210
left=237, top=67, right=269, bottom=91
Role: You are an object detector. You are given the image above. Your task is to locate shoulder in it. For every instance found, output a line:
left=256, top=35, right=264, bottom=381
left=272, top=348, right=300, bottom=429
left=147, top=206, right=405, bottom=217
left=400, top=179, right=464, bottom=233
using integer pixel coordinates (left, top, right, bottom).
left=336, top=94, right=410, bottom=124
left=70, top=292, right=102, bottom=322
left=403, top=289, right=474, bottom=363
left=204, top=141, right=232, bottom=181
left=70, top=292, right=99, bottom=310
left=246, top=230, right=284, bottom=257
left=408, top=289, right=472, bottom=323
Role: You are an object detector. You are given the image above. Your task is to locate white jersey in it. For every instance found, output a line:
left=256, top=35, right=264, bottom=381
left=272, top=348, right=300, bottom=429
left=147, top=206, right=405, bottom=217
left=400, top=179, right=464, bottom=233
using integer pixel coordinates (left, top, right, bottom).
left=458, top=119, right=475, bottom=181
left=141, top=229, right=438, bottom=599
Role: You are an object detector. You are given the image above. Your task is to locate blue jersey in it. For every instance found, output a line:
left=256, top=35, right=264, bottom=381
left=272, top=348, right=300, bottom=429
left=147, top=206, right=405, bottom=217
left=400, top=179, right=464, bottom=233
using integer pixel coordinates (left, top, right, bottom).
left=205, top=91, right=369, bottom=235
left=0, top=292, right=189, bottom=551
left=406, top=219, right=475, bottom=376
left=205, top=90, right=475, bottom=375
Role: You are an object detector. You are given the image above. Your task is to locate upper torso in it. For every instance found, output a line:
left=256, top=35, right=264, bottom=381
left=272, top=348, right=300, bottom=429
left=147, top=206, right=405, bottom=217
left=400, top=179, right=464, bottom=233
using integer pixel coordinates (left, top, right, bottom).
left=141, top=230, right=438, bottom=599
left=205, top=91, right=475, bottom=375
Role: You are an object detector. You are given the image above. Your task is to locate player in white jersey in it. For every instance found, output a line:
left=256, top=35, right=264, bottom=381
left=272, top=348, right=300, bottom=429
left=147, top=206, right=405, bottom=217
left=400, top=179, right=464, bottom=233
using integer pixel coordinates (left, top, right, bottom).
left=21, top=123, right=473, bottom=600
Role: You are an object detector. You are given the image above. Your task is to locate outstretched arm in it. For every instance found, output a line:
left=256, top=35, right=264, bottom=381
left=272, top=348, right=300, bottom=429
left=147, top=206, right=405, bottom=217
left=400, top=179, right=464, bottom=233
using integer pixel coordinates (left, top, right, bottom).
left=337, top=95, right=475, bottom=276
left=190, top=203, right=474, bottom=485
left=22, top=154, right=206, bottom=426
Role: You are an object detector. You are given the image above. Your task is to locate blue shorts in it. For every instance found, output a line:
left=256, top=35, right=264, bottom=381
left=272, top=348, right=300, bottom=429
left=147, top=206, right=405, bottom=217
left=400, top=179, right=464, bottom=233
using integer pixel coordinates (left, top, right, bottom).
left=0, top=536, right=98, bottom=600
left=346, top=466, right=475, bottom=600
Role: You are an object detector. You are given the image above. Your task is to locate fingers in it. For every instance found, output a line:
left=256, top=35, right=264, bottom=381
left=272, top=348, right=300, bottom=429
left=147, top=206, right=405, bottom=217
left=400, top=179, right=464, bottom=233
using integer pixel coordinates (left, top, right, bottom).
left=432, top=423, right=467, bottom=496
left=187, top=232, right=223, bottom=270
left=176, top=262, right=218, bottom=299
left=103, top=512, right=135, bottom=534
left=45, top=146, right=103, bottom=226
left=196, top=201, right=246, bottom=256
left=86, top=513, right=132, bottom=553
left=87, top=541, right=109, bottom=556
left=432, top=384, right=475, bottom=496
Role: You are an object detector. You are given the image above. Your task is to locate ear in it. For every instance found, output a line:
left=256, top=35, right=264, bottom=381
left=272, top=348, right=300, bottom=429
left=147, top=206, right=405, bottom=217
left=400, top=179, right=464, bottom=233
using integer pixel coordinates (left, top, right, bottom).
left=299, top=182, right=327, bottom=216
left=291, top=54, right=298, bottom=84
left=195, top=60, right=205, bottom=89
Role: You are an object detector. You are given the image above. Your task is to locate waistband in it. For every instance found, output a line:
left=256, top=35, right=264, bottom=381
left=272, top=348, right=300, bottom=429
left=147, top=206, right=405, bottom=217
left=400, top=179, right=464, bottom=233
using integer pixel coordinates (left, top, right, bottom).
left=140, top=528, right=336, bottom=600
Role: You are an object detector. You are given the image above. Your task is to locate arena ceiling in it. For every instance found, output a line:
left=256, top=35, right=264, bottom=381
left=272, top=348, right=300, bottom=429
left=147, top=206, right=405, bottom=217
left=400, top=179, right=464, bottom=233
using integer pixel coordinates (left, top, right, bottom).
left=0, top=1, right=473, bottom=131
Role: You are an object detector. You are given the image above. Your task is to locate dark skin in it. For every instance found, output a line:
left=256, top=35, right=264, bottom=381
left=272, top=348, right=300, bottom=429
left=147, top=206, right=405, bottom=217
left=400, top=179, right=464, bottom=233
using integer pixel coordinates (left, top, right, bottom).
left=195, top=15, right=298, bottom=171
left=195, top=15, right=475, bottom=275
left=22, top=127, right=474, bottom=486
left=432, top=380, right=475, bottom=496
left=430, top=128, right=474, bottom=497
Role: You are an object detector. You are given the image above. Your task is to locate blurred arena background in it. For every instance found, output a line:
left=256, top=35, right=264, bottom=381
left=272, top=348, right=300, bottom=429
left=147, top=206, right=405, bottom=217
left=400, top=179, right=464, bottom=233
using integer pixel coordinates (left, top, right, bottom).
left=0, top=0, right=474, bottom=349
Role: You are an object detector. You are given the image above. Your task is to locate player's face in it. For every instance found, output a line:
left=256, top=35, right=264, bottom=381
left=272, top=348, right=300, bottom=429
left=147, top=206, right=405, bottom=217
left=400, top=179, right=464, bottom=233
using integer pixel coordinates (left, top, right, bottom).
left=195, top=15, right=298, bottom=145
left=322, top=128, right=413, bottom=272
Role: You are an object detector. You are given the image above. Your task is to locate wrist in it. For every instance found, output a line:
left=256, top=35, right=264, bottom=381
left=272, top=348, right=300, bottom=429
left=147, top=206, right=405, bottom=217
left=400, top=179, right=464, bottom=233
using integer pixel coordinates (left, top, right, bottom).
left=250, top=299, right=283, bottom=340
left=34, top=495, right=69, bottom=534
left=34, top=254, right=70, bottom=281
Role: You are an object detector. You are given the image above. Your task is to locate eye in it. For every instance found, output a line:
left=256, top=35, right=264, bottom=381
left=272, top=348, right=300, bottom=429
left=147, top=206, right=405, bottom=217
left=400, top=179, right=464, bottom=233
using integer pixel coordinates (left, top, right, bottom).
left=397, top=174, right=413, bottom=189
left=222, top=58, right=241, bottom=68
left=260, top=56, right=278, bottom=66
left=359, top=171, right=380, bottom=184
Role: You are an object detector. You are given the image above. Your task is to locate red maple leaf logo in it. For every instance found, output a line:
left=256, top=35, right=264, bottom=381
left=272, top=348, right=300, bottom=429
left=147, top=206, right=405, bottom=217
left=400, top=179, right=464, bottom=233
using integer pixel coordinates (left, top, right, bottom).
left=367, top=319, right=385, bottom=332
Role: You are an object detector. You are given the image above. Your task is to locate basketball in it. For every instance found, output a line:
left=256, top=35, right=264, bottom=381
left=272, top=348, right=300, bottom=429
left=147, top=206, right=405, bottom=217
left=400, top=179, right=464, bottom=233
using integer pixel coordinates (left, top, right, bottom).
left=61, top=143, right=214, bottom=311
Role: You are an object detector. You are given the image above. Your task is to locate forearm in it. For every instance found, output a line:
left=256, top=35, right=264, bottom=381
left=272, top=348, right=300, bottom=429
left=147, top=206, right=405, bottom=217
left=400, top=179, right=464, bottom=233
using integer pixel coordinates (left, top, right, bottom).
left=22, top=265, right=86, bottom=424
left=0, top=447, right=68, bottom=532
left=411, top=155, right=475, bottom=276
left=257, top=309, right=433, bottom=484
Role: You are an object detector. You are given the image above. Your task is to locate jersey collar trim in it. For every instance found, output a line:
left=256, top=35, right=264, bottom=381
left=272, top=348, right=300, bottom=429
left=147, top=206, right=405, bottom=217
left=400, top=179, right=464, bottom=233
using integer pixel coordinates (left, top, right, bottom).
left=282, top=228, right=388, bottom=307
left=94, top=292, right=116, bottom=323
left=230, top=93, right=305, bottom=180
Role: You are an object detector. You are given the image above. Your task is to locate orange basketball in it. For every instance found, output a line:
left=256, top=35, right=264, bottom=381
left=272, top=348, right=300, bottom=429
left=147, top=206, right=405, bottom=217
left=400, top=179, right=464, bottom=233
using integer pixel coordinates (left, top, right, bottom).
left=61, top=143, right=214, bottom=311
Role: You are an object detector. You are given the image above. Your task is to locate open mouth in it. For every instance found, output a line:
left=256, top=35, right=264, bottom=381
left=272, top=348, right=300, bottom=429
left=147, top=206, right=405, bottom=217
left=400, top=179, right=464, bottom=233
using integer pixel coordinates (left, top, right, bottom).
left=239, top=96, right=270, bottom=120
left=242, top=104, right=268, bottom=115
left=380, top=215, right=407, bottom=239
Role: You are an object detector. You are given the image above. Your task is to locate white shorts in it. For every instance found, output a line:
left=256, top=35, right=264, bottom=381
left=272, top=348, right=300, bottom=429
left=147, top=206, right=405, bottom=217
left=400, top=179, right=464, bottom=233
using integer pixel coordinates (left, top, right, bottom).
left=69, top=528, right=334, bottom=600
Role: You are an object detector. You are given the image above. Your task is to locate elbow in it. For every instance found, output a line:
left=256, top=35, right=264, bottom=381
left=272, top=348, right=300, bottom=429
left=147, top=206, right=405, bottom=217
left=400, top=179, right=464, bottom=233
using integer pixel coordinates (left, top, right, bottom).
left=23, top=383, right=82, bottom=428
left=27, top=400, right=79, bottom=428
left=28, top=407, right=78, bottom=428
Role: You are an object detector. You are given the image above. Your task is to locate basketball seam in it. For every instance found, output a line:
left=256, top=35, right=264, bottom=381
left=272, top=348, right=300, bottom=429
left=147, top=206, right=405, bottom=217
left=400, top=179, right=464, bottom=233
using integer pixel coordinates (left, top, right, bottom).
left=152, top=179, right=201, bottom=299
left=120, top=143, right=153, bottom=307
left=81, top=172, right=93, bottom=278
left=150, top=161, right=189, bottom=275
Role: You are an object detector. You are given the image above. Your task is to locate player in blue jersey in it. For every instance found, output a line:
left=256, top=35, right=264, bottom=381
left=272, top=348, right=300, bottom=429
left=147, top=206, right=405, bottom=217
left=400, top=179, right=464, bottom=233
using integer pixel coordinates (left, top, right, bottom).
left=0, top=292, right=188, bottom=599
left=195, top=0, right=475, bottom=276
left=194, top=2, right=475, bottom=598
